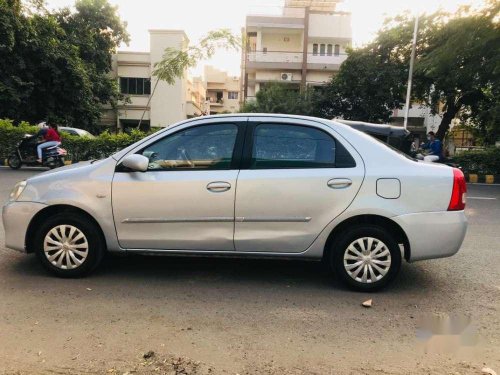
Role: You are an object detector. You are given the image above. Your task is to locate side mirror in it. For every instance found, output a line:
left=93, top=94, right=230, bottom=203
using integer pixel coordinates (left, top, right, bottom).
left=121, top=154, right=149, bottom=172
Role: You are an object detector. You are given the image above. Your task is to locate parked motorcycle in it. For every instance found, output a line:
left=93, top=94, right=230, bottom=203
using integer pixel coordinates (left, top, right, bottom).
left=8, top=134, right=67, bottom=170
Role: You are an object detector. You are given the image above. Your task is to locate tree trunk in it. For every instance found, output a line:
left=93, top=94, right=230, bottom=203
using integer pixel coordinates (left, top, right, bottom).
left=436, top=100, right=461, bottom=140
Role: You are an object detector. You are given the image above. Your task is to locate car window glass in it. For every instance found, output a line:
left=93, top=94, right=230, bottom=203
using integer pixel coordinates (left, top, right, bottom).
left=251, top=124, right=338, bottom=169
left=141, top=124, right=238, bottom=170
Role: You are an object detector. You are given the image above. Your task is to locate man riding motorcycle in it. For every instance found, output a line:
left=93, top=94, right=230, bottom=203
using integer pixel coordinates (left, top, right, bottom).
left=7, top=122, right=66, bottom=170
left=36, top=123, right=62, bottom=163
left=417, top=131, right=443, bottom=163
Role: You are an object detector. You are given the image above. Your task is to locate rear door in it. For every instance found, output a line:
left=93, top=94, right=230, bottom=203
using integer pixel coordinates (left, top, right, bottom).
left=234, top=118, right=365, bottom=253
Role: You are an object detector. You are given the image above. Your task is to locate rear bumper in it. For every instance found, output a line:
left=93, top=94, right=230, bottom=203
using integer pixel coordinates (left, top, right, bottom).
left=392, top=211, right=467, bottom=262
left=2, top=201, right=47, bottom=252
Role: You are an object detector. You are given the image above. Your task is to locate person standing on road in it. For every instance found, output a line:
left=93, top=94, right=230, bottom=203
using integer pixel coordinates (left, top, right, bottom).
left=37, top=122, right=61, bottom=163
left=422, top=131, right=443, bottom=162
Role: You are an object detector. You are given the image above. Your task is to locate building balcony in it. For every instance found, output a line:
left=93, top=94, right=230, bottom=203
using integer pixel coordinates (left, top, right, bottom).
left=246, top=51, right=303, bottom=70
left=208, top=97, right=224, bottom=106
left=307, top=53, right=347, bottom=70
left=246, top=15, right=304, bottom=29
left=245, top=50, right=347, bottom=71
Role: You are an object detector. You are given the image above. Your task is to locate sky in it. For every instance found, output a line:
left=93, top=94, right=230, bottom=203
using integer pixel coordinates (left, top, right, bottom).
left=45, top=0, right=486, bottom=76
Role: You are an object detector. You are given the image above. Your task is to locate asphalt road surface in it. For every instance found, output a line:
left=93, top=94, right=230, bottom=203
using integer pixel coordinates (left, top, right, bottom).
left=0, top=168, right=499, bottom=374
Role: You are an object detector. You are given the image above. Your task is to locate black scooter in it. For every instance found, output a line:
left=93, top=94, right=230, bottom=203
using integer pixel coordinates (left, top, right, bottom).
left=8, top=134, right=67, bottom=170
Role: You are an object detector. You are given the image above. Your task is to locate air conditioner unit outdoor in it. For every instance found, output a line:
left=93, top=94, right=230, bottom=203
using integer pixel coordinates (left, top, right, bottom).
left=280, top=72, right=293, bottom=81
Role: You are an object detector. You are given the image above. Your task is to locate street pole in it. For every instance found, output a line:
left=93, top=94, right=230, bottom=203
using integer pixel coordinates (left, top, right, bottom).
left=403, top=14, right=419, bottom=130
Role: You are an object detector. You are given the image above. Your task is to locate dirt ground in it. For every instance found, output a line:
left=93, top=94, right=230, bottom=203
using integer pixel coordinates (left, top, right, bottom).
left=1, top=169, right=499, bottom=374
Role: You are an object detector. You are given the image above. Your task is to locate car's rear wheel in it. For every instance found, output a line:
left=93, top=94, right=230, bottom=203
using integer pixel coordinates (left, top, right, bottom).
left=330, top=225, right=401, bottom=292
left=34, top=213, right=104, bottom=277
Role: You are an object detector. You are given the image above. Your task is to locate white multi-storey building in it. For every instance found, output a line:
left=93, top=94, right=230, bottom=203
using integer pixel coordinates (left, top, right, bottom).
left=204, top=66, right=240, bottom=115
left=100, top=30, right=206, bottom=131
left=241, top=0, right=351, bottom=101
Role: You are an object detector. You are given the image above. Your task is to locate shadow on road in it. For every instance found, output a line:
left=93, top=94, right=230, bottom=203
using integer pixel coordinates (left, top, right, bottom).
left=6, top=251, right=438, bottom=296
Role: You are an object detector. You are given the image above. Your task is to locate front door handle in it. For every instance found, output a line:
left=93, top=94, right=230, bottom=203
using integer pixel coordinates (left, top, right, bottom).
left=327, top=178, right=352, bottom=189
left=206, top=181, right=231, bottom=192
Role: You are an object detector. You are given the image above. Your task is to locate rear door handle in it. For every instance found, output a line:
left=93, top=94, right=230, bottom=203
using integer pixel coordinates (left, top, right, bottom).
left=206, top=181, right=231, bottom=192
left=327, top=178, right=352, bottom=189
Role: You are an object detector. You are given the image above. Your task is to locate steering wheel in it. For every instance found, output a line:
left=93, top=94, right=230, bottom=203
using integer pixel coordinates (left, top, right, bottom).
left=179, top=148, right=194, bottom=168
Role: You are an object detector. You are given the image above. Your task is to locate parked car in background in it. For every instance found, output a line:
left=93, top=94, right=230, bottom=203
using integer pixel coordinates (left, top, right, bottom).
left=59, top=127, right=95, bottom=138
left=2, top=114, right=467, bottom=291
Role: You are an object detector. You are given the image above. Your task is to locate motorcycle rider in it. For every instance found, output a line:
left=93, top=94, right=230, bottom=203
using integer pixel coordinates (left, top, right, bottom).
left=421, top=131, right=443, bottom=162
left=37, top=122, right=61, bottom=164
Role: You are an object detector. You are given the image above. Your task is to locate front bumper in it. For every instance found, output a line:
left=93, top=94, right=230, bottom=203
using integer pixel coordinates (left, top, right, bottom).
left=2, top=201, right=47, bottom=252
left=393, top=210, right=467, bottom=262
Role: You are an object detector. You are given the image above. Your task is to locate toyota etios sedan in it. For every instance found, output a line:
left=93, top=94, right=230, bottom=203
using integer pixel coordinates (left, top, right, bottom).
left=3, top=115, right=467, bottom=291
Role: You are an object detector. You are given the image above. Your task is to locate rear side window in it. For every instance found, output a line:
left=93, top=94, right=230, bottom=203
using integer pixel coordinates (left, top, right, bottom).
left=251, top=124, right=355, bottom=169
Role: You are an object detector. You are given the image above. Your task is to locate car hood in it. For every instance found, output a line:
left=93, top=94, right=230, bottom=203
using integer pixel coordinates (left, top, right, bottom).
left=26, top=158, right=115, bottom=184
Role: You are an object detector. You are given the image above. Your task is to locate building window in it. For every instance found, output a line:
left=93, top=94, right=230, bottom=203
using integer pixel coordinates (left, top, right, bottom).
left=327, top=44, right=333, bottom=56
left=334, top=44, right=340, bottom=56
left=228, top=91, right=238, bottom=100
left=320, top=44, right=326, bottom=56
left=120, top=77, right=152, bottom=95
left=313, top=43, right=318, bottom=56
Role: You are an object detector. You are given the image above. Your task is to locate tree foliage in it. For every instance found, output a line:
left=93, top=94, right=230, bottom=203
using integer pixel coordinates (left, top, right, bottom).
left=135, top=29, right=240, bottom=128
left=317, top=2, right=499, bottom=142
left=412, top=2, right=499, bottom=141
left=316, top=48, right=407, bottom=122
left=0, top=0, right=128, bottom=130
left=152, top=29, right=240, bottom=84
left=240, top=83, right=318, bottom=115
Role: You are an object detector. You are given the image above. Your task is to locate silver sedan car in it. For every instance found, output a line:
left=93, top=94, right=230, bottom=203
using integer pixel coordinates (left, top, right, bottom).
left=2, top=114, right=468, bottom=291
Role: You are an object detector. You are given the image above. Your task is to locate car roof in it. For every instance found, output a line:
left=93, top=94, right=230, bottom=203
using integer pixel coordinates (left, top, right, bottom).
left=334, top=119, right=411, bottom=137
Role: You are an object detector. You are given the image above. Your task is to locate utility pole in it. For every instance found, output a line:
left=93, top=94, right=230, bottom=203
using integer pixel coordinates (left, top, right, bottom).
left=300, top=5, right=310, bottom=92
left=403, top=14, right=419, bottom=129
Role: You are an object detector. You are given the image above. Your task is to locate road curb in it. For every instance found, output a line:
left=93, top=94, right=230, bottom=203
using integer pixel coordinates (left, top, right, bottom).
left=1, top=159, right=72, bottom=167
left=466, top=174, right=498, bottom=184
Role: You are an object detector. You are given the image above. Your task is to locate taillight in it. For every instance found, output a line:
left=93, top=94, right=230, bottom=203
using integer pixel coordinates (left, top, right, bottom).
left=448, top=168, right=467, bottom=211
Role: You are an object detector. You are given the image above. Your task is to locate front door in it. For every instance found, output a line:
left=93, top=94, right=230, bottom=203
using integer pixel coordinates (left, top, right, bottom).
left=112, top=123, right=243, bottom=250
left=234, top=120, right=364, bottom=253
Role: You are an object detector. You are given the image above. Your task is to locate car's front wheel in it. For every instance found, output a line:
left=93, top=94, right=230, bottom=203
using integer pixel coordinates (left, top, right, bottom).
left=34, top=213, right=104, bottom=277
left=330, top=225, right=402, bottom=292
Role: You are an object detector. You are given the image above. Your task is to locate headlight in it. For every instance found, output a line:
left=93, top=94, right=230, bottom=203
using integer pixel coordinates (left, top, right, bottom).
left=9, top=181, right=27, bottom=201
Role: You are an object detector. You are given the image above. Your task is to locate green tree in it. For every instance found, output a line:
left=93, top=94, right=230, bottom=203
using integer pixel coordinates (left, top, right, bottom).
left=240, top=82, right=318, bottom=115
left=0, top=0, right=128, bottom=130
left=318, top=2, right=499, bottom=142
left=137, top=29, right=240, bottom=128
left=316, top=48, right=407, bottom=122
left=413, top=3, right=499, bottom=140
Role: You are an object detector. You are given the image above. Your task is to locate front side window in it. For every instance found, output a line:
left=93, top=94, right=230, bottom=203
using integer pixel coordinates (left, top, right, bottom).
left=251, top=124, right=356, bottom=169
left=141, top=124, right=238, bottom=170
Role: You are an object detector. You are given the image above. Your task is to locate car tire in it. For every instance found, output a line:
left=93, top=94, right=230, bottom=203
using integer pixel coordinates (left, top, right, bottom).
left=8, top=154, right=22, bottom=169
left=34, top=213, right=104, bottom=277
left=329, top=225, right=402, bottom=292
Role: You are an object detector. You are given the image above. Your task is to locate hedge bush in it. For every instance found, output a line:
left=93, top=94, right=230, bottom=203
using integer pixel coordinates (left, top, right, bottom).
left=454, top=147, right=500, bottom=175
left=0, top=119, right=155, bottom=162
left=0, top=119, right=40, bottom=160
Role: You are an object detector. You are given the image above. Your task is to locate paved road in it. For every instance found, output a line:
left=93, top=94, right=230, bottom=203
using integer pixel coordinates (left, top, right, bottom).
left=0, top=168, right=499, bottom=374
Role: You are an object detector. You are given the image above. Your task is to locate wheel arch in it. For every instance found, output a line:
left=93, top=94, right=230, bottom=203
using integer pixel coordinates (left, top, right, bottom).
left=323, top=214, right=411, bottom=262
left=25, top=204, right=107, bottom=253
